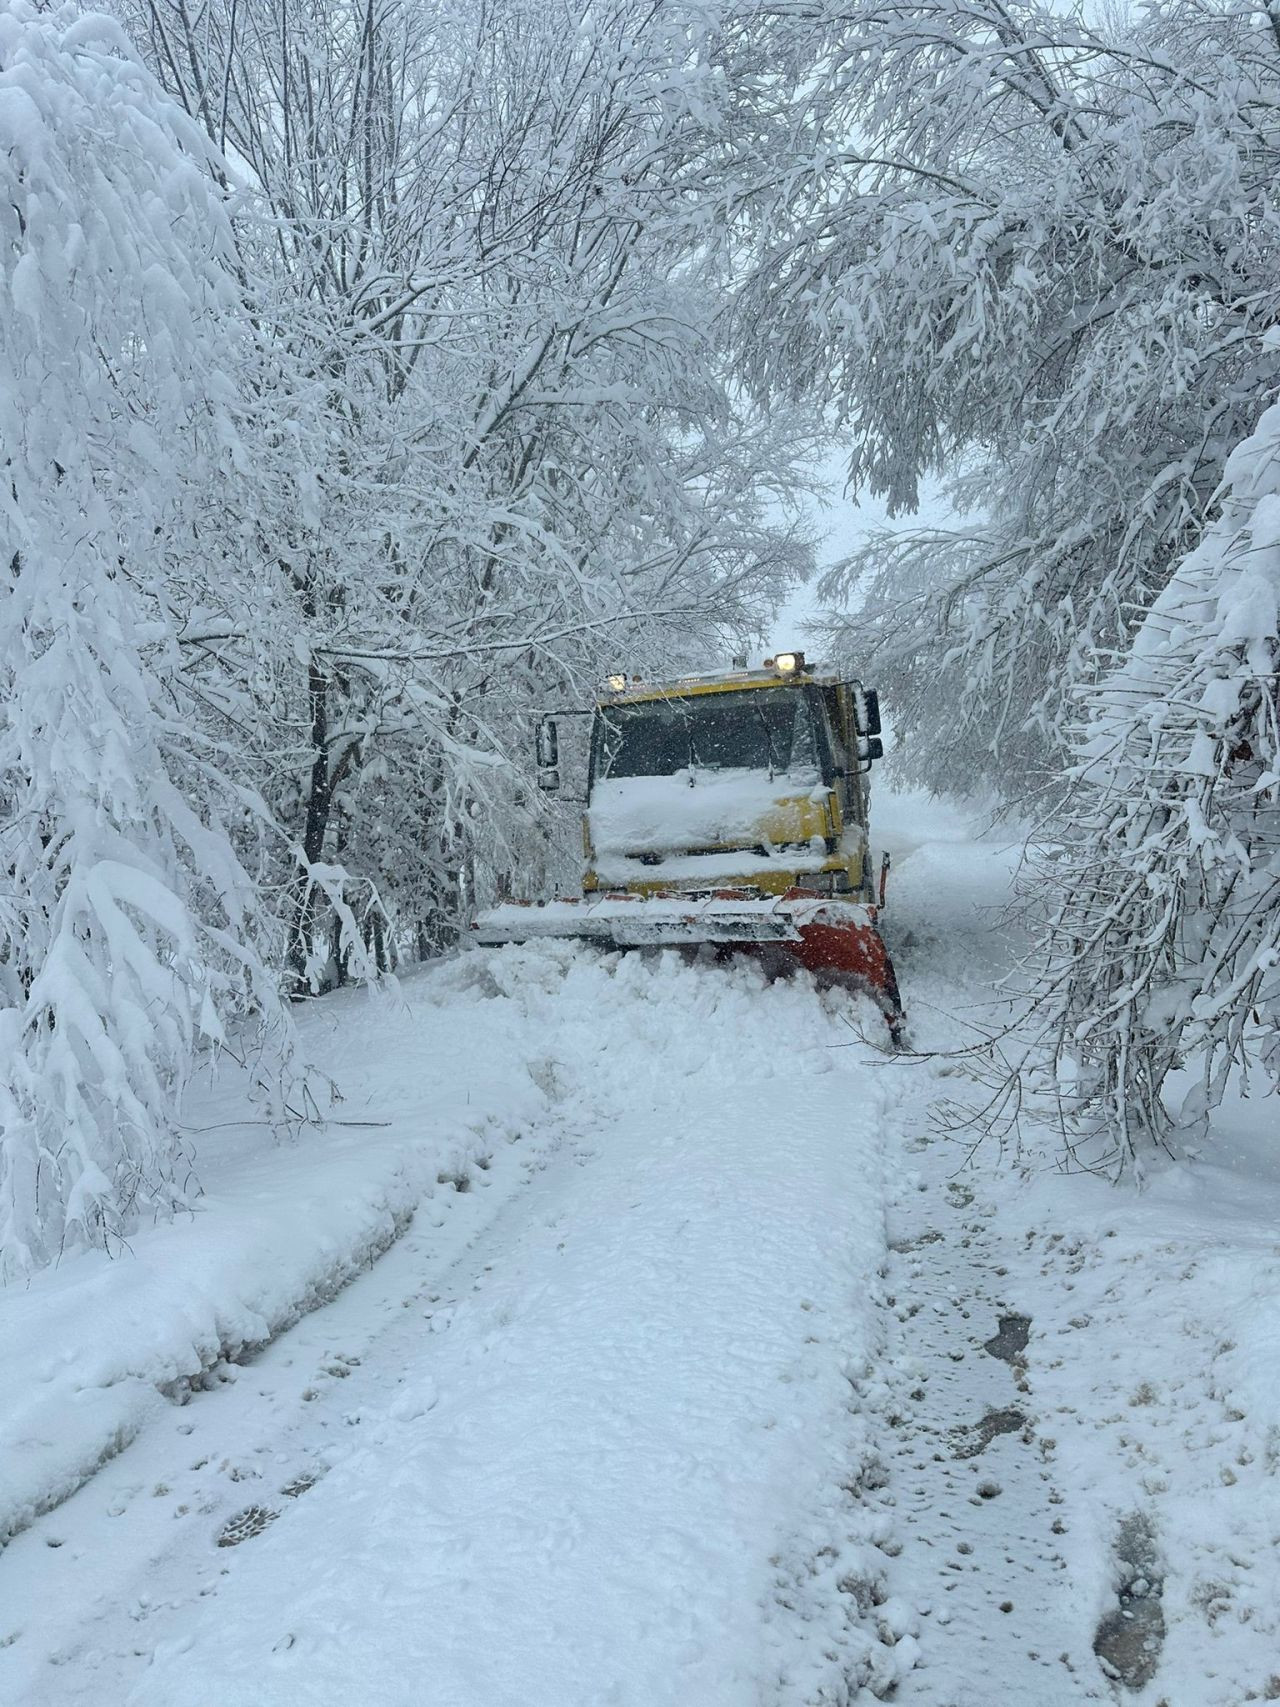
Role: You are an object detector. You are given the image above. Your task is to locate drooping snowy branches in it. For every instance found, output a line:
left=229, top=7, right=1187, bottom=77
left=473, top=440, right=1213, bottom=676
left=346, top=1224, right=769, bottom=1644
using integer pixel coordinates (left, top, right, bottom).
left=1033, top=396, right=1280, bottom=1165
left=720, top=0, right=1280, bottom=1159
left=1, top=0, right=823, bottom=1270
left=0, top=3, right=289, bottom=1274
left=129, top=0, right=821, bottom=974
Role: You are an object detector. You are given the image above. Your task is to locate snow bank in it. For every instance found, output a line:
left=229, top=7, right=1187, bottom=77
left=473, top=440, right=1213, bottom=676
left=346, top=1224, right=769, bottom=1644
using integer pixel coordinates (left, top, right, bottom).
left=0, top=972, right=550, bottom=1551
left=0, top=1137, right=418, bottom=1545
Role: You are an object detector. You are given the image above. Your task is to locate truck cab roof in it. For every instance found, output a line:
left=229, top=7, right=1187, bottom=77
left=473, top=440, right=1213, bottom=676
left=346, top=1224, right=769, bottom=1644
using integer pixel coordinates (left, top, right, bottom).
left=600, top=660, right=842, bottom=706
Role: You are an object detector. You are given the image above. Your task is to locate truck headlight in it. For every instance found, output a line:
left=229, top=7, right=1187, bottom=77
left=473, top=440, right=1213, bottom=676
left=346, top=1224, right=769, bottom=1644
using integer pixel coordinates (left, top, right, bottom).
left=773, top=651, right=804, bottom=674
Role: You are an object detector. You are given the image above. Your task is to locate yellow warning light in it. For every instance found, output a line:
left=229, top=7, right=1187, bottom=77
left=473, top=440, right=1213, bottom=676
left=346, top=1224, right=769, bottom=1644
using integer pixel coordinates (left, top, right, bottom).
left=773, top=651, right=805, bottom=674
left=605, top=673, right=627, bottom=693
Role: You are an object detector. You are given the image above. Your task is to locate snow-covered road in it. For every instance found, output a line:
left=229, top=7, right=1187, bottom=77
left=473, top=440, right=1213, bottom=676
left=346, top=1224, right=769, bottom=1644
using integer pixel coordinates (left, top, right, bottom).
left=5, top=792, right=1280, bottom=1707
left=1, top=949, right=913, bottom=1706
left=131, top=965, right=907, bottom=1706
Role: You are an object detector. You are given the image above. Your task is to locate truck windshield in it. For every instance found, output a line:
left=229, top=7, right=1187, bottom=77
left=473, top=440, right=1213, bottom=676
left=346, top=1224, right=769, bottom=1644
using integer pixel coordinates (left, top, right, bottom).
left=594, top=688, right=821, bottom=781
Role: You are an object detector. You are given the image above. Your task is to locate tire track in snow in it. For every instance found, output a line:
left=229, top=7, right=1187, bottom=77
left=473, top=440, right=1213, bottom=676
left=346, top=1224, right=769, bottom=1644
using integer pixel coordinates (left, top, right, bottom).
left=0, top=1091, right=584, bottom=1702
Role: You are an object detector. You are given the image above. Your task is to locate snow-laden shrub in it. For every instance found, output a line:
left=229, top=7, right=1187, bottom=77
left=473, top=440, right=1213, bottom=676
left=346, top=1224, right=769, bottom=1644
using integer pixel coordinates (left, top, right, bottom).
left=1037, top=395, right=1280, bottom=1162
left=0, top=4, right=287, bottom=1274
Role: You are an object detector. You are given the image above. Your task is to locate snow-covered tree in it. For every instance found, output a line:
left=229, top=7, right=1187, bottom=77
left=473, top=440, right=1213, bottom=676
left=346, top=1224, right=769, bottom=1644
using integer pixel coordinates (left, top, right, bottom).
left=0, top=4, right=290, bottom=1273
left=737, top=0, right=1280, bottom=798
left=130, top=0, right=821, bottom=977
left=0, top=0, right=822, bottom=1270
left=1030, top=393, right=1280, bottom=1166
left=718, top=0, right=1280, bottom=1157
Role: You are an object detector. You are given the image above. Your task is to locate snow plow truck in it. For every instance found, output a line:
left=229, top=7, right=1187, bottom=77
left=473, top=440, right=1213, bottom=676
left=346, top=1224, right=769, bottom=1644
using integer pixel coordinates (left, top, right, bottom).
left=474, top=652, right=905, bottom=1041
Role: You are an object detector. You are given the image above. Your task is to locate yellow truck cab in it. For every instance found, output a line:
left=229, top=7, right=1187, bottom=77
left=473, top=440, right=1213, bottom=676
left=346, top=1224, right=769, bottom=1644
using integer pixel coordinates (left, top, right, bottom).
left=578, top=654, right=883, bottom=902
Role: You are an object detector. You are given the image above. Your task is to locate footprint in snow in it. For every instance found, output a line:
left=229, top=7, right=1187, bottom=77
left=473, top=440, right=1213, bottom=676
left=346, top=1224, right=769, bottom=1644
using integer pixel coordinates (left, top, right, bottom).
left=951, top=1407, right=1026, bottom=1460
left=216, top=1505, right=279, bottom=1547
left=1093, top=1511, right=1166, bottom=1690
left=983, top=1314, right=1031, bottom=1365
left=280, top=1469, right=323, bottom=1499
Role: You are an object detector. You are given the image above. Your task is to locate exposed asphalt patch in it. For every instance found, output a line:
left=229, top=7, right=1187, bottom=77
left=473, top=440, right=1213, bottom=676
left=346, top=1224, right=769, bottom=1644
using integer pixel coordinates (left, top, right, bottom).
left=1092, top=1511, right=1166, bottom=1690
left=983, top=1313, right=1031, bottom=1365
left=952, top=1405, right=1027, bottom=1460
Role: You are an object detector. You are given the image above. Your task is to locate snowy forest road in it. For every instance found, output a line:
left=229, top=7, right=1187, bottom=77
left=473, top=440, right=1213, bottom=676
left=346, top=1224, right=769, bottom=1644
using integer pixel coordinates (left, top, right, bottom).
left=3, top=946, right=919, bottom=1706
left=2, top=797, right=1220, bottom=1707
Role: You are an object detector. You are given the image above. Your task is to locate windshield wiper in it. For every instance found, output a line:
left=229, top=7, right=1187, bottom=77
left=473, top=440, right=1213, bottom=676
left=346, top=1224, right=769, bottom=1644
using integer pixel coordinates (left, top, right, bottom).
left=754, top=699, right=781, bottom=778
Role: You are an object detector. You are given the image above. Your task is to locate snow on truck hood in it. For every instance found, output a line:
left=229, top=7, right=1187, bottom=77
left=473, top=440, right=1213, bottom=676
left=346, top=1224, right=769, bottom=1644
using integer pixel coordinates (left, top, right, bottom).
left=588, top=767, right=825, bottom=857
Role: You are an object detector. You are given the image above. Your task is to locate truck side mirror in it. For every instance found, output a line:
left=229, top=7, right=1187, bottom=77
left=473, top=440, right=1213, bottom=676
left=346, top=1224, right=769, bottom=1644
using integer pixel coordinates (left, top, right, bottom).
left=536, top=716, right=560, bottom=791
left=855, top=687, right=882, bottom=737
left=858, top=734, right=884, bottom=762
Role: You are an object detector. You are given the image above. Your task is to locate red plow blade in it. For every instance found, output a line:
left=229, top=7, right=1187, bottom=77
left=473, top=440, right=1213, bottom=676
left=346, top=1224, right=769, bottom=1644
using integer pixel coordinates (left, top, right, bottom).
left=783, top=911, right=903, bottom=1040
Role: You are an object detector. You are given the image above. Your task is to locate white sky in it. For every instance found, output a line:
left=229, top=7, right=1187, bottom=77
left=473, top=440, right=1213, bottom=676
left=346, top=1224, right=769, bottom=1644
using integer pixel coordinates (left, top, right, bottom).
left=766, top=446, right=952, bottom=657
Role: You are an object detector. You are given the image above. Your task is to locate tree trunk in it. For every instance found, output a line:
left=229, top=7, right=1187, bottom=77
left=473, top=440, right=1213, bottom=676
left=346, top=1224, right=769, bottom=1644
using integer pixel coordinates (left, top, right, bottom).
left=289, top=653, right=334, bottom=993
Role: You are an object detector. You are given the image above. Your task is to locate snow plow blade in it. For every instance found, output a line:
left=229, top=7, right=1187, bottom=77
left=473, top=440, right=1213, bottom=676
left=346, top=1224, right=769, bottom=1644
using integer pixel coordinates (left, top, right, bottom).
left=474, top=890, right=905, bottom=1040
